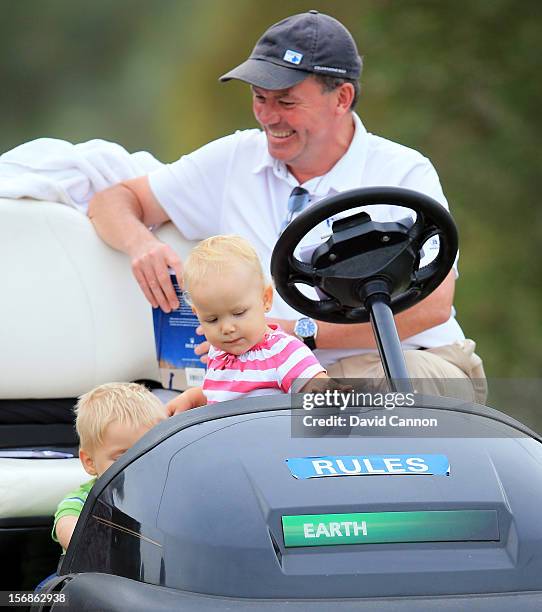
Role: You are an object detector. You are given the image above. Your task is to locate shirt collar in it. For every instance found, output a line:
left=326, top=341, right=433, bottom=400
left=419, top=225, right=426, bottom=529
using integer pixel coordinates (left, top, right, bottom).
left=251, top=112, right=369, bottom=195
left=252, top=137, right=278, bottom=175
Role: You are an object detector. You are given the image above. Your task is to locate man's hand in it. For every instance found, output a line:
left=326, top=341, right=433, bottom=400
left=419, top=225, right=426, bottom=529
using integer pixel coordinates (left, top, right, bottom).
left=129, top=238, right=183, bottom=312
left=88, top=177, right=182, bottom=312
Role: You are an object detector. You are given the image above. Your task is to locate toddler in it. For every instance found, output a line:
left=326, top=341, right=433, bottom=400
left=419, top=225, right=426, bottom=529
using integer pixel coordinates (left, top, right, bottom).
left=53, top=382, right=167, bottom=551
left=167, top=235, right=328, bottom=414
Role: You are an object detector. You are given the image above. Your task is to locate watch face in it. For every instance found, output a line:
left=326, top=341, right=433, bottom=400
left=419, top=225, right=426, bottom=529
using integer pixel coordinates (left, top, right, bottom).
left=296, top=317, right=317, bottom=338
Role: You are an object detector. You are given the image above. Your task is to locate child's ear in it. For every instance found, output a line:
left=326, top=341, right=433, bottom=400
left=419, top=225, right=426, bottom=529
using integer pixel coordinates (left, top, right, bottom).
left=263, top=284, right=274, bottom=312
left=79, top=448, right=97, bottom=476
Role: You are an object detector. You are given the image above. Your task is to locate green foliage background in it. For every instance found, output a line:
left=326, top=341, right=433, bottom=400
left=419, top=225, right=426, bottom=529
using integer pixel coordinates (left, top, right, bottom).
left=2, top=0, right=541, bottom=377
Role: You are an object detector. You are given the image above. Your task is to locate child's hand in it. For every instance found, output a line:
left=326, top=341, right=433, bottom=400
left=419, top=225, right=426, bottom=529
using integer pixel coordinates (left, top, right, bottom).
left=165, top=394, right=193, bottom=416
left=300, top=373, right=353, bottom=395
left=194, top=325, right=210, bottom=364
left=166, top=387, right=207, bottom=416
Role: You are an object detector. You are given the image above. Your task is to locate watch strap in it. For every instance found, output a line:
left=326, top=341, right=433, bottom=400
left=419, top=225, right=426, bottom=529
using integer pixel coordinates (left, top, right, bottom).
left=303, top=335, right=316, bottom=350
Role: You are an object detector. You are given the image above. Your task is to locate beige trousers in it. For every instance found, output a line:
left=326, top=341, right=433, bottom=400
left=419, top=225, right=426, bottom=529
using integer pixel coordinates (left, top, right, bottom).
left=326, top=339, right=487, bottom=405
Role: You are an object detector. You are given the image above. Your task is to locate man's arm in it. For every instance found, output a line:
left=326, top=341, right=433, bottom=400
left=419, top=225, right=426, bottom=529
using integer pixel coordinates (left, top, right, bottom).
left=270, top=270, right=456, bottom=349
left=88, top=176, right=183, bottom=312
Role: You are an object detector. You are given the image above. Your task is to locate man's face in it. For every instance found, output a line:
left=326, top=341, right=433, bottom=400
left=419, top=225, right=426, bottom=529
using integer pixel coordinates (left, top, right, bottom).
left=252, top=77, right=345, bottom=178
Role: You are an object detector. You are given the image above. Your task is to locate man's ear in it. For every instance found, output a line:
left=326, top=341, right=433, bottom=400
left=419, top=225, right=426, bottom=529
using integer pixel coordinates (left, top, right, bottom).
left=263, top=284, right=274, bottom=312
left=79, top=448, right=97, bottom=476
left=336, top=82, right=355, bottom=115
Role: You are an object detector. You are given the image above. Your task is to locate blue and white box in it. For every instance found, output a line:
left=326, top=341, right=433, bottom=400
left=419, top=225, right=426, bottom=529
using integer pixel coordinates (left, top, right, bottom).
left=152, top=273, right=206, bottom=391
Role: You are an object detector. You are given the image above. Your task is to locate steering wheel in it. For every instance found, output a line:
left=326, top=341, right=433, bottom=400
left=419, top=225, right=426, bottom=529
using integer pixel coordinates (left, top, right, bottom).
left=271, top=186, right=458, bottom=324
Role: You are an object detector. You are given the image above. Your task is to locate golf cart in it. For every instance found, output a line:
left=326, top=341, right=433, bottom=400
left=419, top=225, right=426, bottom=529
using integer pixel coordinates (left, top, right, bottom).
left=4, top=188, right=542, bottom=610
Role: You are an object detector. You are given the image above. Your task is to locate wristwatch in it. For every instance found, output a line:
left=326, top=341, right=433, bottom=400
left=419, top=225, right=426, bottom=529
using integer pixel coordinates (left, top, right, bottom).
left=294, top=317, right=318, bottom=350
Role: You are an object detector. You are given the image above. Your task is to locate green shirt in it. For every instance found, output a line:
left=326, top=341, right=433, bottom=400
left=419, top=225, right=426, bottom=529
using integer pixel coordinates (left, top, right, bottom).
left=52, top=478, right=96, bottom=544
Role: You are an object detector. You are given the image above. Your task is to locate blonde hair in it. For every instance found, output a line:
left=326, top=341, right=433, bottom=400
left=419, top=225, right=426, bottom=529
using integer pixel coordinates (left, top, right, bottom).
left=75, top=382, right=167, bottom=451
left=183, top=235, right=266, bottom=299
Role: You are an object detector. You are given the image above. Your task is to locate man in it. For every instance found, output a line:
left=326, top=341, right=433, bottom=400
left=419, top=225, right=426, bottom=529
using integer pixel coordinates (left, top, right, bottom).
left=88, top=10, right=484, bottom=395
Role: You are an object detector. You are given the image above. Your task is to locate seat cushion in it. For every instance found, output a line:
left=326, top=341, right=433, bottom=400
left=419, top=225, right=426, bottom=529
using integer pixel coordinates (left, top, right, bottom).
left=0, top=198, right=196, bottom=399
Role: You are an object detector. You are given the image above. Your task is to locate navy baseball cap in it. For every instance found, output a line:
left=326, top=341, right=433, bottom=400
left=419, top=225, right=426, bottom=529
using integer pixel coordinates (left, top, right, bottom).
left=219, top=10, right=362, bottom=90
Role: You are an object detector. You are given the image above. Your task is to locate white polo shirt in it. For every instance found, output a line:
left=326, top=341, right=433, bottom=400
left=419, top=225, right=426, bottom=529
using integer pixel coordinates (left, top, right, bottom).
left=149, top=113, right=464, bottom=367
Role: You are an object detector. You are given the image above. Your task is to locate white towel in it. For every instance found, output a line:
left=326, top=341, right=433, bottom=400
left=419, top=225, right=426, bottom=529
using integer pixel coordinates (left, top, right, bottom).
left=0, top=138, right=164, bottom=213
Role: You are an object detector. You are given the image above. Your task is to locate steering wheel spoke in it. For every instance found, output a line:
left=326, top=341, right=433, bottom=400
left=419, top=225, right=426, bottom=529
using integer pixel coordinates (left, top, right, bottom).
left=288, top=257, right=316, bottom=283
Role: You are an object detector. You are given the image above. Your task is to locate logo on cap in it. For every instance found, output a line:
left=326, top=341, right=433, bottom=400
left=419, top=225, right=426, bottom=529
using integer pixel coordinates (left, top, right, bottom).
left=314, top=65, right=347, bottom=74
left=283, top=49, right=303, bottom=65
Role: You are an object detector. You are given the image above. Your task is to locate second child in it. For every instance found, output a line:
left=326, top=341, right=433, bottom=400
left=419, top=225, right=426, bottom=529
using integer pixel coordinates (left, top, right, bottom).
left=53, top=382, right=167, bottom=551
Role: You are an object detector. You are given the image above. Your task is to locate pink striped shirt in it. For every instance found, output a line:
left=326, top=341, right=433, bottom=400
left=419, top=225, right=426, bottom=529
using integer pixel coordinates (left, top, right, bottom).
left=202, top=325, right=325, bottom=404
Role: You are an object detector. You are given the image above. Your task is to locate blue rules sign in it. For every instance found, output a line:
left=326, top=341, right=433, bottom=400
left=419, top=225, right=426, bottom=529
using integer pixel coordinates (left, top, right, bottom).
left=286, top=454, right=450, bottom=479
